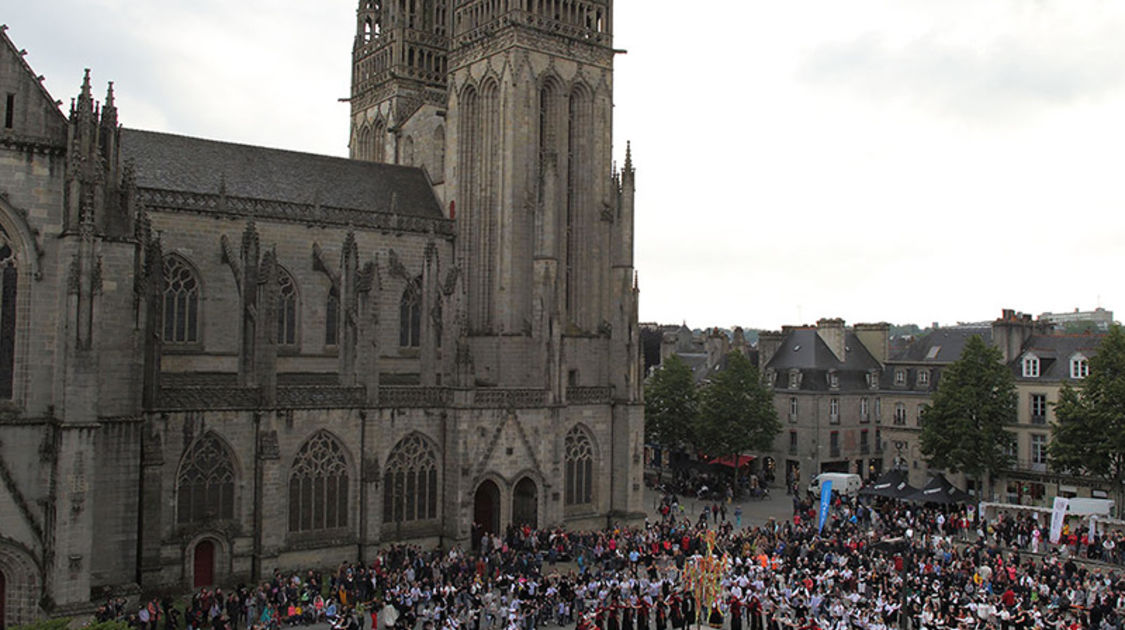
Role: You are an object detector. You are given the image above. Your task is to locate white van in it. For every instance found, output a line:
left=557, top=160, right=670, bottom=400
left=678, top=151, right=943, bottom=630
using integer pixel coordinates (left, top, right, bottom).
left=808, top=473, right=863, bottom=497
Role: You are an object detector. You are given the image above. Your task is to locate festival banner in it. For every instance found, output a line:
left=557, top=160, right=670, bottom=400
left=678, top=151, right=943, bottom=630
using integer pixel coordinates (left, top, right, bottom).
left=1049, top=496, right=1069, bottom=544
left=818, top=479, right=833, bottom=533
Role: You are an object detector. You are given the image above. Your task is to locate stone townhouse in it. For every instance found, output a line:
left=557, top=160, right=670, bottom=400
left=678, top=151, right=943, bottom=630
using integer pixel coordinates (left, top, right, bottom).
left=0, top=0, right=645, bottom=624
left=757, top=319, right=891, bottom=489
left=879, top=310, right=1109, bottom=505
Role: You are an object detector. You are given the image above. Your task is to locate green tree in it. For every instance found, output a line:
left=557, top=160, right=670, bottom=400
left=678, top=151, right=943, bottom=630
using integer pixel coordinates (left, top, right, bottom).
left=1049, top=325, right=1125, bottom=503
left=644, top=354, right=699, bottom=452
left=919, top=335, right=1016, bottom=497
left=697, top=352, right=780, bottom=486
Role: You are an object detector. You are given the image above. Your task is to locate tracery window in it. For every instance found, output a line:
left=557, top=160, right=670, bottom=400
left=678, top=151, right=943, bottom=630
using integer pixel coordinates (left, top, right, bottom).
left=565, top=426, right=594, bottom=506
left=399, top=284, right=421, bottom=348
left=162, top=255, right=200, bottom=344
left=277, top=268, right=298, bottom=346
left=288, top=431, right=349, bottom=532
left=0, top=233, right=17, bottom=399
left=177, top=432, right=235, bottom=524
left=326, top=285, right=340, bottom=346
left=382, top=433, right=438, bottom=523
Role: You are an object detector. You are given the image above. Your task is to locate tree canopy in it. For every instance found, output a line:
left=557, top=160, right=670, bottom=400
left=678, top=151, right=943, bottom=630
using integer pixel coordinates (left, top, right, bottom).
left=696, top=352, right=780, bottom=465
left=919, top=335, right=1016, bottom=485
left=1049, top=325, right=1125, bottom=487
left=643, top=353, right=699, bottom=451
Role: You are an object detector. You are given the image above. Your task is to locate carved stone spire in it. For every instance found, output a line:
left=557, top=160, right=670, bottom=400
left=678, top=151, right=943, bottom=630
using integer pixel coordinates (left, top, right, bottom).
left=76, top=69, right=94, bottom=121
left=101, top=81, right=117, bottom=130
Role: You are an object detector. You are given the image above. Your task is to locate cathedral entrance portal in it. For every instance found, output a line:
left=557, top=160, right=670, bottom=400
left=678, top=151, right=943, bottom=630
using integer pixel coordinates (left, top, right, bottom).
left=512, top=477, right=538, bottom=528
left=193, top=540, right=214, bottom=588
left=473, top=480, right=501, bottom=549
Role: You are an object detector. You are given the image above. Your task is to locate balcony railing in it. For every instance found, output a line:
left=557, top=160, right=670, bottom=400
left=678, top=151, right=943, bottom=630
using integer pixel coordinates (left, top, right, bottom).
left=789, top=445, right=799, bottom=456
left=860, top=443, right=870, bottom=455
left=1030, top=414, right=1047, bottom=425
left=830, top=446, right=841, bottom=458
left=829, top=414, right=840, bottom=425
left=1007, top=459, right=1049, bottom=474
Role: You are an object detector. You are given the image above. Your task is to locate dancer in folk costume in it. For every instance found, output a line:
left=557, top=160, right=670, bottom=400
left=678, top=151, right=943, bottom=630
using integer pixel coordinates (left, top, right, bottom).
left=669, top=595, right=683, bottom=630
left=654, top=600, right=667, bottom=630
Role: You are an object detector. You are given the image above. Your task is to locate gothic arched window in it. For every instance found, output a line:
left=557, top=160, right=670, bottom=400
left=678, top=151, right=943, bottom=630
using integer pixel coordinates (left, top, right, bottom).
left=277, top=268, right=298, bottom=346
left=162, top=255, right=200, bottom=344
left=565, top=426, right=594, bottom=506
left=0, top=231, right=17, bottom=399
left=289, top=431, right=349, bottom=532
left=399, top=283, right=421, bottom=348
left=382, top=433, right=438, bottom=523
left=325, top=285, right=340, bottom=346
left=177, top=432, right=236, bottom=524
left=372, top=119, right=387, bottom=163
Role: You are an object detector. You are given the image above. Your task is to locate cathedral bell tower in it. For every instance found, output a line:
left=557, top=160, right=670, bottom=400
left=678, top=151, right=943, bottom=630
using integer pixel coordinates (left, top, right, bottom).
left=350, top=0, right=451, bottom=170
left=446, top=0, right=616, bottom=341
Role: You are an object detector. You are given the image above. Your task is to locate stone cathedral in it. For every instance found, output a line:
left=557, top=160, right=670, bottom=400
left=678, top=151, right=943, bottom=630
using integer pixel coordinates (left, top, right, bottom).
left=0, top=0, right=642, bottom=623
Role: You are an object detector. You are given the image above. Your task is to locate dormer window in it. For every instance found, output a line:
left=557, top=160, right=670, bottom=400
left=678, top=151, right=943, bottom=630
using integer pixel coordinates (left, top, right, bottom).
left=765, top=369, right=777, bottom=387
left=1022, top=354, right=1040, bottom=378
left=828, top=371, right=839, bottom=389
left=788, top=370, right=800, bottom=390
left=1070, top=354, right=1089, bottom=379
left=868, top=369, right=880, bottom=390
left=917, top=370, right=930, bottom=386
left=895, top=369, right=906, bottom=386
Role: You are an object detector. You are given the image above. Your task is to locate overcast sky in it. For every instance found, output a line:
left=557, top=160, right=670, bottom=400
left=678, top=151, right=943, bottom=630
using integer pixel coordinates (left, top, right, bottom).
left=7, top=1, right=1125, bottom=330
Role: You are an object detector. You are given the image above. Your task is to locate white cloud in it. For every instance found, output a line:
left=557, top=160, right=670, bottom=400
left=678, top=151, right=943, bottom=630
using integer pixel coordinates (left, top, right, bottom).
left=7, top=0, right=1125, bottom=330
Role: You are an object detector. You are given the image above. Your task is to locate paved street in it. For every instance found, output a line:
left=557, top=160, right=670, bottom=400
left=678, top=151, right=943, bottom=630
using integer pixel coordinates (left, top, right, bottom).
left=640, top=484, right=793, bottom=530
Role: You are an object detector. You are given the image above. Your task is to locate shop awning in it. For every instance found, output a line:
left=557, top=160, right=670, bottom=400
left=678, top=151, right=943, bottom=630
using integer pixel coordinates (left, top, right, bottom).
left=707, top=455, right=756, bottom=468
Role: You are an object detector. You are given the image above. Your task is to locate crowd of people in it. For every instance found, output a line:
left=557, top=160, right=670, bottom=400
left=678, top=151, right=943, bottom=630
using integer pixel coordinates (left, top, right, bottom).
left=91, top=487, right=1125, bottom=630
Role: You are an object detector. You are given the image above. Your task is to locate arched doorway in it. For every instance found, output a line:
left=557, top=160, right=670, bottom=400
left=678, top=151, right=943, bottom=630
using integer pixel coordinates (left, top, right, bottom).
left=512, top=477, right=537, bottom=528
left=193, top=540, right=215, bottom=588
left=472, top=480, right=501, bottom=550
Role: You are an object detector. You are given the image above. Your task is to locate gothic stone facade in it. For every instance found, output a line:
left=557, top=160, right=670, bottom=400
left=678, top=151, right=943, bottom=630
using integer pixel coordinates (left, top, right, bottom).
left=0, top=1, right=643, bottom=623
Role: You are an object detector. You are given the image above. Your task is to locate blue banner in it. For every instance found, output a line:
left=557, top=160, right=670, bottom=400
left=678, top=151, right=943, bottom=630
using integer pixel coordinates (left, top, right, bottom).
left=818, top=479, right=833, bottom=533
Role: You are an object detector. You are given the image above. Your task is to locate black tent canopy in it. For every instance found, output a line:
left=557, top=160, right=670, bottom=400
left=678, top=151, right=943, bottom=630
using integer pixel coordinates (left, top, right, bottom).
left=903, top=473, right=973, bottom=505
left=860, top=469, right=918, bottom=499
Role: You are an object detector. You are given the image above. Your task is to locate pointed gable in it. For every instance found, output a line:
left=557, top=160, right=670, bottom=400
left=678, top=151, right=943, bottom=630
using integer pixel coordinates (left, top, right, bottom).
left=0, top=26, right=68, bottom=146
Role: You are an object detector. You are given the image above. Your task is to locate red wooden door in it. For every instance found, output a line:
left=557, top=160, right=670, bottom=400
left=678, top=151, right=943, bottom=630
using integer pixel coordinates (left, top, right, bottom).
left=193, top=540, right=214, bottom=588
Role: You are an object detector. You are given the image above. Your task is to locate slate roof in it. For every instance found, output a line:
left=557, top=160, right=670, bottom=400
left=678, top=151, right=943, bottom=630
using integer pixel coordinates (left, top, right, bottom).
left=120, top=128, right=443, bottom=219
left=765, top=329, right=880, bottom=372
left=1014, top=333, right=1103, bottom=381
left=891, top=326, right=992, bottom=363
left=764, top=329, right=882, bottom=392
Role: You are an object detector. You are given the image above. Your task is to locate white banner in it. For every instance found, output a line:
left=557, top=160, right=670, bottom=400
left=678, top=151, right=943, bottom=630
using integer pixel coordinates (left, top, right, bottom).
left=1049, top=497, right=1069, bottom=544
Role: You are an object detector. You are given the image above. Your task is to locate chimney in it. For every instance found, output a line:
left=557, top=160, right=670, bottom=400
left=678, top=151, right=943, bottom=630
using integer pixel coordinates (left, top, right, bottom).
left=992, top=308, right=1035, bottom=363
left=705, top=328, right=729, bottom=370
left=816, top=318, right=847, bottom=362
left=854, top=322, right=890, bottom=364
left=757, top=331, right=784, bottom=371
left=732, top=327, right=748, bottom=355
